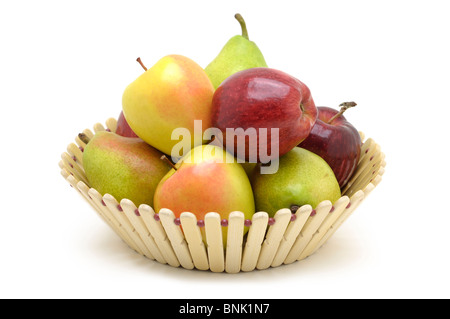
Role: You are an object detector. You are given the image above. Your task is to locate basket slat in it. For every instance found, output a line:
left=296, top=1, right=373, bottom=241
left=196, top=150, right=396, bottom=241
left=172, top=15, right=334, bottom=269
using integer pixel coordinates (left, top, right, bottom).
left=307, top=189, right=366, bottom=258
left=137, top=205, right=180, bottom=268
left=105, top=117, right=118, bottom=132
left=60, top=153, right=88, bottom=185
left=225, top=212, right=245, bottom=274
left=343, top=139, right=379, bottom=196
left=74, top=180, right=122, bottom=236
left=205, top=213, right=225, bottom=273
left=67, top=143, right=85, bottom=166
left=63, top=172, right=112, bottom=230
left=257, top=209, right=292, bottom=270
left=79, top=181, right=142, bottom=254
left=120, top=199, right=167, bottom=265
left=271, top=205, right=312, bottom=267
left=284, top=200, right=333, bottom=264
left=159, top=209, right=194, bottom=270
left=180, top=212, right=209, bottom=271
left=102, top=194, right=155, bottom=260
left=299, top=196, right=351, bottom=259
left=346, top=150, right=384, bottom=196
left=93, top=122, right=106, bottom=133
left=241, top=212, right=269, bottom=272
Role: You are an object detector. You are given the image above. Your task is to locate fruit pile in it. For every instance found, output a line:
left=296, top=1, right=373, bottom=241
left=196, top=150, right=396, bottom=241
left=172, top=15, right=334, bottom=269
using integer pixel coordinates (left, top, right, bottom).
left=81, top=14, right=362, bottom=245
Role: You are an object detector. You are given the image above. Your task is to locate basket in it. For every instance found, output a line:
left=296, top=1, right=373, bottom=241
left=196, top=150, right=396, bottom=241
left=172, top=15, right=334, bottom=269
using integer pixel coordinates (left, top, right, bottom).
left=59, top=117, right=385, bottom=273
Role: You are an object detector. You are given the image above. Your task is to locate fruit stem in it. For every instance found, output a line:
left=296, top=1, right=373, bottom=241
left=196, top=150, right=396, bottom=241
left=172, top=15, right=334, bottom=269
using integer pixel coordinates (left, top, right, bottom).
left=78, top=133, right=90, bottom=144
left=161, top=155, right=177, bottom=171
left=327, top=101, right=357, bottom=124
left=136, top=57, right=147, bottom=71
left=234, top=13, right=249, bottom=40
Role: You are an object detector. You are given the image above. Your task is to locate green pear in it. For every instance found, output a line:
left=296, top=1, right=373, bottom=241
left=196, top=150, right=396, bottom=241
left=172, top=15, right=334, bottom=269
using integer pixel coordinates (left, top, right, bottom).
left=250, top=147, right=341, bottom=217
left=205, top=13, right=268, bottom=89
left=82, top=131, right=171, bottom=206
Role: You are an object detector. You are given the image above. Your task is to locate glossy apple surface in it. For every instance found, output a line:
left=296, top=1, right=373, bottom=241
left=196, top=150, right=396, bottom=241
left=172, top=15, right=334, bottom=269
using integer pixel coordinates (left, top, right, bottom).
left=211, top=67, right=317, bottom=163
left=299, top=106, right=361, bottom=188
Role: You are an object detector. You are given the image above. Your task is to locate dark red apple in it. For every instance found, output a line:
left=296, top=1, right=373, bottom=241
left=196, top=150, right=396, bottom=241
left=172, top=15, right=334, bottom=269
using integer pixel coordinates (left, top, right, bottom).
left=298, top=102, right=361, bottom=188
left=116, top=111, right=138, bottom=138
left=211, top=68, right=317, bottom=163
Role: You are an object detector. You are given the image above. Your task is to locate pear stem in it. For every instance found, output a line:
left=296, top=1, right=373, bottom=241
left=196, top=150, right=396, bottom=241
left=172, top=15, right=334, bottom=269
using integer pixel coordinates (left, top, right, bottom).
left=78, top=133, right=90, bottom=144
left=234, top=13, right=249, bottom=40
left=327, top=101, right=357, bottom=124
left=161, top=155, right=177, bottom=171
left=136, top=57, right=147, bottom=71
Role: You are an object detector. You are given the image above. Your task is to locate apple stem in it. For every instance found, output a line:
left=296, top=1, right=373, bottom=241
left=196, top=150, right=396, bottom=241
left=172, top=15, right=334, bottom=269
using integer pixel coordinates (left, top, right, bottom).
left=136, top=57, right=147, bottom=71
left=161, top=155, right=177, bottom=171
left=327, top=101, right=357, bottom=124
left=78, top=133, right=90, bottom=144
left=234, top=13, right=249, bottom=40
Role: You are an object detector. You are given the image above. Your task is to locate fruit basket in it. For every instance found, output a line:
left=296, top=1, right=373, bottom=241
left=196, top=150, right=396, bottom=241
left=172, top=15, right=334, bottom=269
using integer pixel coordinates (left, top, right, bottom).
left=59, top=117, right=385, bottom=273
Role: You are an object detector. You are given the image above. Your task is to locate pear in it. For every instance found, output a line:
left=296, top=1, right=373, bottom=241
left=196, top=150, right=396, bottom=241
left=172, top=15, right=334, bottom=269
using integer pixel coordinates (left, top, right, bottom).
left=205, top=13, right=268, bottom=89
left=153, top=144, right=255, bottom=245
left=250, top=147, right=341, bottom=217
left=82, top=131, right=171, bottom=206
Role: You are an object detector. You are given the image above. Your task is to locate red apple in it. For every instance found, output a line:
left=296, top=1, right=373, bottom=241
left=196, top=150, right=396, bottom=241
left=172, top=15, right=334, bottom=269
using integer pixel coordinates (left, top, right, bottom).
left=298, top=102, right=361, bottom=188
left=116, top=111, right=138, bottom=138
left=211, top=68, right=317, bottom=163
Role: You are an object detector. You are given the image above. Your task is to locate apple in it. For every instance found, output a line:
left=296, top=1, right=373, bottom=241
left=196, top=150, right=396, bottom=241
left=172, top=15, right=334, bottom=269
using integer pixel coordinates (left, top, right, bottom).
left=210, top=67, right=317, bottom=164
left=116, top=111, right=138, bottom=138
left=122, top=55, right=215, bottom=156
left=298, top=102, right=361, bottom=188
left=153, top=144, right=255, bottom=245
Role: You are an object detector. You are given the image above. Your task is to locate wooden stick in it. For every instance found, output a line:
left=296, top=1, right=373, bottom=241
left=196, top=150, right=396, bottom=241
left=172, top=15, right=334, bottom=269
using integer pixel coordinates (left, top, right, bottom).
left=138, top=204, right=180, bottom=268
left=121, top=198, right=167, bottom=264
left=158, top=208, right=194, bottom=270
left=105, top=117, right=118, bottom=133
left=102, top=194, right=155, bottom=259
left=257, top=209, right=291, bottom=270
left=308, top=190, right=365, bottom=258
left=299, top=196, right=350, bottom=259
left=180, top=212, right=209, bottom=270
left=205, top=213, right=225, bottom=273
left=225, top=212, right=245, bottom=273
left=271, top=205, right=311, bottom=267
left=285, top=200, right=332, bottom=264
left=241, top=212, right=269, bottom=272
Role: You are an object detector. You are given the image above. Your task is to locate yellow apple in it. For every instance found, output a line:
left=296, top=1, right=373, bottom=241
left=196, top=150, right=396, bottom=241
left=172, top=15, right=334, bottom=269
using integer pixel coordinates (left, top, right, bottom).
left=122, top=55, right=214, bottom=155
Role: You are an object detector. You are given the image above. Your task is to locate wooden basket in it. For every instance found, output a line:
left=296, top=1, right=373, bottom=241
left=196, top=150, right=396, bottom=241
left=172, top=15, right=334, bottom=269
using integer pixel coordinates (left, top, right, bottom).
left=59, top=118, right=385, bottom=273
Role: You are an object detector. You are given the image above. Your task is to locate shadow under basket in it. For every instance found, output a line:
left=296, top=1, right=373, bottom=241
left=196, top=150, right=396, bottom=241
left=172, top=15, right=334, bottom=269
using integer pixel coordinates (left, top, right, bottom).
left=59, top=118, right=386, bottom=273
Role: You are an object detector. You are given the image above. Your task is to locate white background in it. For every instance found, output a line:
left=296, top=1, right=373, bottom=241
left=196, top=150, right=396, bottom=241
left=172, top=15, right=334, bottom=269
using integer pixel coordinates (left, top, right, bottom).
left=1, top=0, right=449, bottom=299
